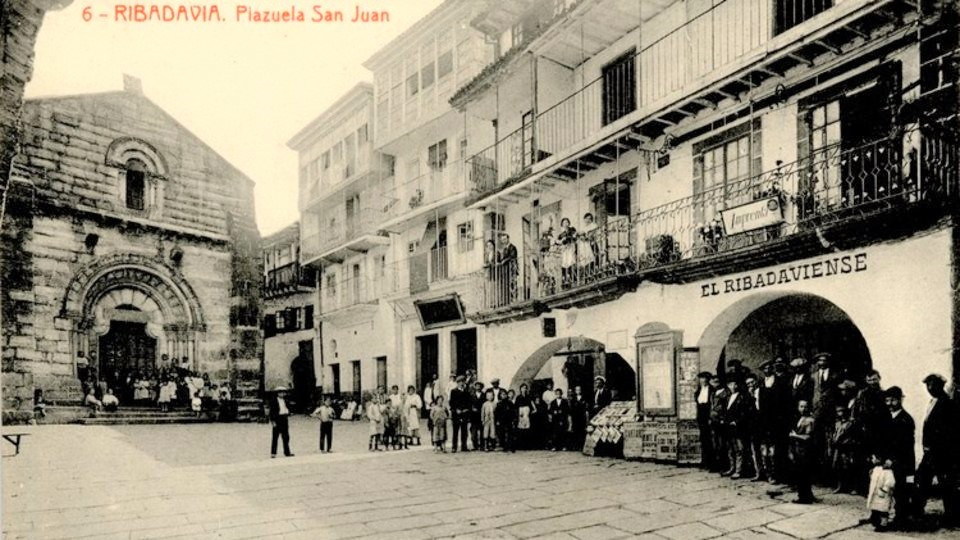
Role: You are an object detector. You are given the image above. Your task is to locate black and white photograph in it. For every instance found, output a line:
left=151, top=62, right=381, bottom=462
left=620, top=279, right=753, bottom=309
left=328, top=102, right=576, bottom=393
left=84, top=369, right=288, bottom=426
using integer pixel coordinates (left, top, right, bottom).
left=1, top=0, right=959, bottom=538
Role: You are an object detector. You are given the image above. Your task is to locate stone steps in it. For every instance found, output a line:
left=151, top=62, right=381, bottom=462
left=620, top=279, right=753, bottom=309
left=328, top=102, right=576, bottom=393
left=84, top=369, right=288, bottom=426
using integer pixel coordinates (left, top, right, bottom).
left=76, top=415, right=211, bottom=425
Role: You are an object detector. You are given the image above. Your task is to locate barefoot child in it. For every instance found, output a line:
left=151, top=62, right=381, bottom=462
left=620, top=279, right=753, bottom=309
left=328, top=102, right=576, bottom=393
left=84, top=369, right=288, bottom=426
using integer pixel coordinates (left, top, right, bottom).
left=430, top=396, right=449, bottom=452
left=481, top=389, right=496, bottom=451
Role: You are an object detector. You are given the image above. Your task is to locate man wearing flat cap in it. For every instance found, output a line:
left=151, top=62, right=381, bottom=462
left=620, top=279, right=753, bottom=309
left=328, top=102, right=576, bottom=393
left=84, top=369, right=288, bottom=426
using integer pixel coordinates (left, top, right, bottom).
left=790, top=357, right=813, bottom=406
left=915, top=374, right=959, bottom=527
left=268, top=386, right=294, bottom=458
left=759, top=359, right=792, bottom=483
left=884, top=386, right=915, bottom=528
left=811, top=353, right=839, bottom=478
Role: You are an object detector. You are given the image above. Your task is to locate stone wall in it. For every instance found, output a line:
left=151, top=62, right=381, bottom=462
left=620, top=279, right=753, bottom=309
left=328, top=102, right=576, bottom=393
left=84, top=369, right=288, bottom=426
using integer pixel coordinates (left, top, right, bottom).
left=1, top=87, right=262, bottom=421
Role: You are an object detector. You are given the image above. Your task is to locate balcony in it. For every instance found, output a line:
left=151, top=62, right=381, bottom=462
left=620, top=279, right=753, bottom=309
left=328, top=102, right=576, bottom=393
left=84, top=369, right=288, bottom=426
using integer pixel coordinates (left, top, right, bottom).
left=380, top=162, right=467, bottom=231
left=478, top=217, right=638, bottom=318
left=264, top=263, right=316, bottom=299
left=319, top=275, right=381, bottom=317
left=464, top=0, right=918, bottom=207
left=300, top=143, right=392, bottom=211
left=301, top=204, right=390, bottom=266
left=475, top=133, right=959, bottom=321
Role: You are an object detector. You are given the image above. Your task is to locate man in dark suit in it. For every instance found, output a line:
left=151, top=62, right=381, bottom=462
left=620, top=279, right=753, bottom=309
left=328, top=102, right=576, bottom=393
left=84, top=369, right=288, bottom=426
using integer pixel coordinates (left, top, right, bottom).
left=547, top=388, right=570, bottom=451
left=695, top=372, right=715, bottom=470
left=592, top=376, right=612, bottom=415
left=268, top=386, right=294, bottom=458
left=915, top=374, right=959, bottom=527
left=759, top=359, right=792, bottom=483
left=789, top=357, right=813, bottom=406
left=852, top=369, right=888, bottom=491
left=708, top=374, right=729, bottom=473
left=811, top=353, right=840, bottom=480
left=449, top=376, right=471, bottom=452
left=569, top=386, right=590, bottom=451
left=884, top=386, right=915, bottom=529
left=723, top=378, right=754, bottom=479
left=469, top=381, right=484, bottom=450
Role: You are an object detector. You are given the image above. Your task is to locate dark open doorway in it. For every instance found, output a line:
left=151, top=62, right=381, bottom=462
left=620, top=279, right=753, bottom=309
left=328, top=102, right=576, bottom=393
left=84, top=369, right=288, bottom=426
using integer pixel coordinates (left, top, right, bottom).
left=99, top=320, right=156, bottom=402
left=451, top=328, right=477, bottom=376
left=416, top=334, right=439, bottom=392
left=290, top=340, right=316, bottom=412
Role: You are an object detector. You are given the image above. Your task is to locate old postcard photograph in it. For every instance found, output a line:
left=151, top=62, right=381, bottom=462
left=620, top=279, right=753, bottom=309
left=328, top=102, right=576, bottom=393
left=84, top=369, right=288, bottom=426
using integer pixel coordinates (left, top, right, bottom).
left=1, top=0, right=959, bottom=538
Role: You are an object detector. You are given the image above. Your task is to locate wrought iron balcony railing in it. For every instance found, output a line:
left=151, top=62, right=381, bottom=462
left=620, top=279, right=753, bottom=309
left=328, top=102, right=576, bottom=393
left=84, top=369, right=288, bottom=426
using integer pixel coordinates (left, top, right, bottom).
left=464, top=0, right=905, bottom=199
left=481, top=217, right=637, bottom=310
left=264, top=263, right=316, bottom=297
left=478, top=133, right=959, bottom=313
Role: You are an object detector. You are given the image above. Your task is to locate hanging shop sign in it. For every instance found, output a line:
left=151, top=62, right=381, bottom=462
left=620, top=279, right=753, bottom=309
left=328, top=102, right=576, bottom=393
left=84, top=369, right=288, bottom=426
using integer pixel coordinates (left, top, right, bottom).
left=720, top=197, right=783, bottom=235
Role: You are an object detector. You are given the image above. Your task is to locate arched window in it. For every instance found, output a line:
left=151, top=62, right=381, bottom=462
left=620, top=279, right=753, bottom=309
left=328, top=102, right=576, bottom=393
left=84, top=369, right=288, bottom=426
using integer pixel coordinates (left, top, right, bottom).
left=125, top=159, right=147, bottom=211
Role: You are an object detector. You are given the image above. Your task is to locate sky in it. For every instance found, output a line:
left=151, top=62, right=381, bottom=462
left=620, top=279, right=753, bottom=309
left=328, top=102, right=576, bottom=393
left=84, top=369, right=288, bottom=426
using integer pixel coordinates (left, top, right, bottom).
left=28, top=0, right=445, bottom=236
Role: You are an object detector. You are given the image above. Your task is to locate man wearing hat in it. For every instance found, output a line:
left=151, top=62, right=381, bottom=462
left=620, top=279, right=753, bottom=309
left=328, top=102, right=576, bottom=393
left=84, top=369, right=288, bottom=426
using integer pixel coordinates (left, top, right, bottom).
left=593, top=375, right=611, bottom=415
left=790, top=357, right=813, bottom=406
left=811, top=353, right=840, bottom=480
left=696, top=372, right=716, bottom=470
left=758, top=359, right=791, bottom=483
left=884, top=385, right=915, bottom=528
left=268, top=386, right=294, bottom=458
left=915, top=374, right=959, bottom=527
left=852, top=370, right=889, bottom=489
left=449, top=376, right=471, bottom=452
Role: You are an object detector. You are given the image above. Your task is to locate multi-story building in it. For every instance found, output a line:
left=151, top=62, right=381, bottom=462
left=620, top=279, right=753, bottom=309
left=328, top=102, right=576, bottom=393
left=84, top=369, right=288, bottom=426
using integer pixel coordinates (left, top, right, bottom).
left=0, top=78, right=263, bottom=421
left=289, top=83, right=396, bottom=399
left=361, top=0, right=492, bottom=395
left=261, top=222, right=318, bottom=409
left=452, top=0, right=958, bottom=457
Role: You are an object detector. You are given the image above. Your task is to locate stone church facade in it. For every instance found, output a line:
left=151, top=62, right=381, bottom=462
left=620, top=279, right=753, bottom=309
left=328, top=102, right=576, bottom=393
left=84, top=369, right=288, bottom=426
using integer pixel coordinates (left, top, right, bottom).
left=1, top=80, right=262, bottom=421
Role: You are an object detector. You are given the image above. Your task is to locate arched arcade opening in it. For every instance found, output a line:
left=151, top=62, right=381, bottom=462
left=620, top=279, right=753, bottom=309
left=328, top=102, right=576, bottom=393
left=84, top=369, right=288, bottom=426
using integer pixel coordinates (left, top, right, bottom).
left=510, top=336, right=636, bottom=404
left=699, top=292, right=872, bottom=380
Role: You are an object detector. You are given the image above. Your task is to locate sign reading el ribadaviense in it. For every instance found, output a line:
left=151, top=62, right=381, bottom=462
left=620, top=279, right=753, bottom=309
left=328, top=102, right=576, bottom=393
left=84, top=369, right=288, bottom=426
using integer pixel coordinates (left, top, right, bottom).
left=700, top=252, right=868, bottom=297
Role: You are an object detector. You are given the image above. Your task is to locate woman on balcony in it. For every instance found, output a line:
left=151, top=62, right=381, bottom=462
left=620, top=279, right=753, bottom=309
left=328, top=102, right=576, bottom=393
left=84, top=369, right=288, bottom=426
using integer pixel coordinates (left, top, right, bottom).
left=577, top=213, right=600, bottom=279
left=557, top=218, right=578, bottom=288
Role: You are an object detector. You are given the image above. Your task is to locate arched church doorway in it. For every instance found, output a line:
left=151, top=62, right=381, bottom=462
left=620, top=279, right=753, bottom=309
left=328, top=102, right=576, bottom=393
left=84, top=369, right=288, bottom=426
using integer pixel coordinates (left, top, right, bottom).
left=99, top=319, right=157, bottom=380
left=510, top=337, right=636, bottom=405
left=699, top=292, right=871, bottom=380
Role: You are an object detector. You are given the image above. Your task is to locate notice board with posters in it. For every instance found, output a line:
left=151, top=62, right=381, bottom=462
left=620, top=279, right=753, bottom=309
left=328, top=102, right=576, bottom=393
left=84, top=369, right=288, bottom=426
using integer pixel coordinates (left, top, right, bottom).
left=635, top=323, right=683, bottom=417
left=677, top=420, right=702, bottom=464
left=677, top=349, right=700, bottom=421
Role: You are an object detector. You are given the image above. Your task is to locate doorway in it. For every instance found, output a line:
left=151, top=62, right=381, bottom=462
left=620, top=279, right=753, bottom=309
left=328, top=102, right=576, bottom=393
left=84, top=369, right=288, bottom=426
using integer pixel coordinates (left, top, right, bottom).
left=331, top=364, right=341, bottom=395
left=351, top=360, right=362, bottom=396
left=99, top=320, right=156, bottom=401
left=451, top=328, right=477, bottom=376
left=291, top=340, right=316, bottom=411
left=415, top=334, right=439, bottom=392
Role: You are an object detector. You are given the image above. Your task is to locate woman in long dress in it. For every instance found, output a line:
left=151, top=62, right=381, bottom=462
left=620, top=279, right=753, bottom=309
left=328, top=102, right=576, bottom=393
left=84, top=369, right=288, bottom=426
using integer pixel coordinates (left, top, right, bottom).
left=405, top=385, right=423, bottom=446
left=367, top=394, right=384, bottom=451
left=515, top=384, right=533, bottom=449
left=556, top=218, right=577, bottom=287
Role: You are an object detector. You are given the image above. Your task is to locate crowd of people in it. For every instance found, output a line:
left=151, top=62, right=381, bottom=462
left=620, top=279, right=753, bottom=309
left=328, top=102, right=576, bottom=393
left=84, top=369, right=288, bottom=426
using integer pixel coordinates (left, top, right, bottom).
left=72, top=352, right=238, bottom=420
left=695, top=352, right=959, bottom=531
left=363, top=372, right=614, bottom=454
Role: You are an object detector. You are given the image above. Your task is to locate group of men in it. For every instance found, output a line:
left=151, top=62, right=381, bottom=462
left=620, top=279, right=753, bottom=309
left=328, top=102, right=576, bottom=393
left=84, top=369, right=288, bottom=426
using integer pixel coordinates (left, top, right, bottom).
left=696, top=352, right=958, bottom=529
left=442, top=374, right=612, bottom=452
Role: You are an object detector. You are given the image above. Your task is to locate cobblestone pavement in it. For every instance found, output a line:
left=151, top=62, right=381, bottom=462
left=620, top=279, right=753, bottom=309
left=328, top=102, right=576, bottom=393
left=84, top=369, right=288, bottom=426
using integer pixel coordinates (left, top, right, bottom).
left=2, top=419, right=955, bottom=539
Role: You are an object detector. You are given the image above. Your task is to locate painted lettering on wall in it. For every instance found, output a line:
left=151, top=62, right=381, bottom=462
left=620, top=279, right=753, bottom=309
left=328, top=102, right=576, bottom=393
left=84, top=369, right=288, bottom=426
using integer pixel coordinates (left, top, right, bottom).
left=700, top=253, right=867, bottom=298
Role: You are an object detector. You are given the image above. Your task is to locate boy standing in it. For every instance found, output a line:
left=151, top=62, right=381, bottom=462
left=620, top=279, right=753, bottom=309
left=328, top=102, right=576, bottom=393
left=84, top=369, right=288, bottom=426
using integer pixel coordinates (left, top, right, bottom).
left=312, top=397, right=336, bottom=453
left=789, top=399, right=817, bottom=504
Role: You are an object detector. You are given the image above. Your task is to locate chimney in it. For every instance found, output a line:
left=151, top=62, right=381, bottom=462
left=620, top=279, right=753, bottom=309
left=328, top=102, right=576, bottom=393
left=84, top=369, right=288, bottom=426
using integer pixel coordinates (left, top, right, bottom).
left=123, top=74, right=143, bottom=95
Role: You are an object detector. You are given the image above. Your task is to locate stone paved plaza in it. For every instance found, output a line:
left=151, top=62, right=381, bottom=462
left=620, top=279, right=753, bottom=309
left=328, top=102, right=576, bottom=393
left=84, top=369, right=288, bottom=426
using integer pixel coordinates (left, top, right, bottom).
left=2, top=419, right=955, bottom=540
